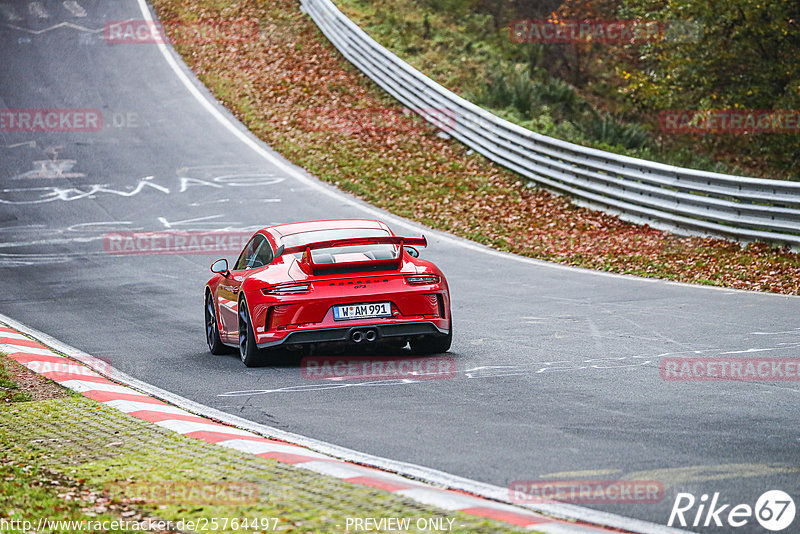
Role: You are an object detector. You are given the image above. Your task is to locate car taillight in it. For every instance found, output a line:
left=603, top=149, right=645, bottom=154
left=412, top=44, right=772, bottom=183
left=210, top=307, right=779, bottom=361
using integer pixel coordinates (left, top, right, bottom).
left=405, top=275, right=440, bottom=285
left=262, top=283, right=311, bottom=295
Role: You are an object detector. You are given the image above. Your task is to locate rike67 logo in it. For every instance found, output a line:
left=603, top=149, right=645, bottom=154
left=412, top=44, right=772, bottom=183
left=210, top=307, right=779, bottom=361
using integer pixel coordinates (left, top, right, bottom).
left=668, top=490, right=796, bottom=531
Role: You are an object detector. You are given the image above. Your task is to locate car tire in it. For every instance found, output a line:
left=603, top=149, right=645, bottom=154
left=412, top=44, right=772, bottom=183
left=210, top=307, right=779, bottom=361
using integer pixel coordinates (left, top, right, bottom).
left=205, top=292, right=229, bottom=355
left=410, top=325, right=452, bottom=355
left=238, top=296, right=262, bottom=367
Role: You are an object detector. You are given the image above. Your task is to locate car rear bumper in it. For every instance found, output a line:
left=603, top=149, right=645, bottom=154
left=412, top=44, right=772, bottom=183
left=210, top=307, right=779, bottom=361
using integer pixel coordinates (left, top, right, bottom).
left=256, top=320, right=448, bottom=348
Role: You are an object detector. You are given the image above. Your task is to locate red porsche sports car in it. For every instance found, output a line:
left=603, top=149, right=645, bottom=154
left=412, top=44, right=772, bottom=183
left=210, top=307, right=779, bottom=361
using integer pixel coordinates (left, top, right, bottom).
left=205, top=219, right=452, bottom=366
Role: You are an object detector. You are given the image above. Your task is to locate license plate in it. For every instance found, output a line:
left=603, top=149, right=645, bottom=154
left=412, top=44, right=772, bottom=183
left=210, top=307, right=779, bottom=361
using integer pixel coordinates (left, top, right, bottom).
left=333, top=302, right=392, bottom=321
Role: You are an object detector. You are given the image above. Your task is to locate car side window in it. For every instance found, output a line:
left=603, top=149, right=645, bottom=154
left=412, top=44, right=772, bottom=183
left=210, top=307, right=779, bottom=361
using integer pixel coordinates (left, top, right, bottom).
left=254, top=239, right=274, bottom=268
left=235, top=235, right=260, bottom=270
left=235, top=235, right=273, bottom=270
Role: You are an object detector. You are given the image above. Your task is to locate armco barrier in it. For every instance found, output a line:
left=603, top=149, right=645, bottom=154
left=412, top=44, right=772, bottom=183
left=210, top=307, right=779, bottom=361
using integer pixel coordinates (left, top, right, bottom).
left=301, top=0, right=800, bottom=248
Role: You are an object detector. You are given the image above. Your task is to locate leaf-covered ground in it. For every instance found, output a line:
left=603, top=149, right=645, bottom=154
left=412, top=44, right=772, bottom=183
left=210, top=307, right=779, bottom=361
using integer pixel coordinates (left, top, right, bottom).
left=150, top=0, right=800, bottom=294
left=1, top=352, right=67, bottom=404
left=0, top=354, right=175, bottom=533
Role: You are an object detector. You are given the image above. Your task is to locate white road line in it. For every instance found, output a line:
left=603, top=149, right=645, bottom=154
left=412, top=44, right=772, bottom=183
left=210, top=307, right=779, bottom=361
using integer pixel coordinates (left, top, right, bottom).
left=28, top=1, right=48, bottom=18
left=59, top=380, right=130, bottom=394
left=131, top=0, right=800, bottom=301
left=153, top=419, right=256, bottom=437
left=300, top=460, right=385, bottom=479
left=1, top=21, right=102, bottom=34
left=104, top=399, right=193, bottom=416
left=396, top=487, right=488, bottom=510
left=0, top=0, right=703, bottom=520
left=62, top=0, right=86, bottom=17
left=216, top=438, right=328, bottom=458
left=0, top=332, right=33, bottom=341
left=0, top=298, right=686, bottom=534
left=20, top=360, right=103, bottom=378
left=468, top=497, right=558, bottom=515
left=336, top=467, right=430, bottom=487
left=0, top=344, right=57, bottom=356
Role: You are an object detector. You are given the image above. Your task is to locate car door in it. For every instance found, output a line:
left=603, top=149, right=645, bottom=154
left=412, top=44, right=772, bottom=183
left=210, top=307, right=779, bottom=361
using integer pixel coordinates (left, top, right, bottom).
left=217, top=234, right=270, bottom=338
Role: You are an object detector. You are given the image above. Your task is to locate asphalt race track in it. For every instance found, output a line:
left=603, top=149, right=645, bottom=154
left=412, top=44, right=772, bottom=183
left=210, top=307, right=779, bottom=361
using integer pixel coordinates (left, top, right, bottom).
left=1, top=1, right=799, bottom=530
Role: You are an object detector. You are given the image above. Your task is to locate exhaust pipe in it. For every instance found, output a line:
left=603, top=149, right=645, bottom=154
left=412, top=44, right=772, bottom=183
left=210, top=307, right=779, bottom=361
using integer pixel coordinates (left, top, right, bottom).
left=351, top=330, right=364, bottom=343
left=365, top=329, right=377, bottom=342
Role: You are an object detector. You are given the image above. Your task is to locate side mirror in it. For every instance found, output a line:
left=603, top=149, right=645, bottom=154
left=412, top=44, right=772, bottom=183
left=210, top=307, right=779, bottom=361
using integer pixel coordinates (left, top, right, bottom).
left=274, top=244, right=285, bottom=258
left=210, top=258, right=230, bottom=277
left=404, top=246, right=420, bottom=258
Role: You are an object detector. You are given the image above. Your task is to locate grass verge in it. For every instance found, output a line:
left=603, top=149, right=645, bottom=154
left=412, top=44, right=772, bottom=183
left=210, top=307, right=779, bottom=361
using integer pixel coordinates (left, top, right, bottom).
left=0, top=353, right=533, bottom=533
left=147, top=0, right=800, bottom=294
left=0, top=358, right=31, bottom=403
left=1, top=353, right=68, bottom=403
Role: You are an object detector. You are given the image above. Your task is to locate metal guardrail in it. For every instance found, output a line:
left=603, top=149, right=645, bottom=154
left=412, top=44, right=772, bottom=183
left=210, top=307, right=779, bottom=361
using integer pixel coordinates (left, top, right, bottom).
left=301, top=0, right=800, bottom=247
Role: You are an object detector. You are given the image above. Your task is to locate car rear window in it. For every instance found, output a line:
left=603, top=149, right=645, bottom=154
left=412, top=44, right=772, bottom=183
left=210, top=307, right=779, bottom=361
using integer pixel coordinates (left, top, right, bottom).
left=281, top=228, right=395, bottom=262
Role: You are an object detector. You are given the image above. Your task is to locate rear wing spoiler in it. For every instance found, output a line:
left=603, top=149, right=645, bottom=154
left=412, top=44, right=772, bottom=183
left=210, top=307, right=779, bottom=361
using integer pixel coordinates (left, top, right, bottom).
left=280, top=235, right=427, bottom=273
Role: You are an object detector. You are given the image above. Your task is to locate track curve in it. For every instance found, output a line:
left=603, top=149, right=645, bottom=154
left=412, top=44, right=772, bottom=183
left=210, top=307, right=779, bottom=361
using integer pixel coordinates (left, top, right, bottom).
left=1, top=0, right=799, bottom=529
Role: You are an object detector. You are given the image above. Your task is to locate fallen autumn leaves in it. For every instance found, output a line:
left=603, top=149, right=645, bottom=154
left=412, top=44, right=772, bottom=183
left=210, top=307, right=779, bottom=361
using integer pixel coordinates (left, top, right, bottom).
left=150, top=0, right=799, bottom=294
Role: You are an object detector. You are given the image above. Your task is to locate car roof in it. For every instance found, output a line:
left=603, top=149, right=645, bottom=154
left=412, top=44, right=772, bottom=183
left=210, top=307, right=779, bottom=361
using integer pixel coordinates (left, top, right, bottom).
left=265, top=219, right=390, bottom=238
